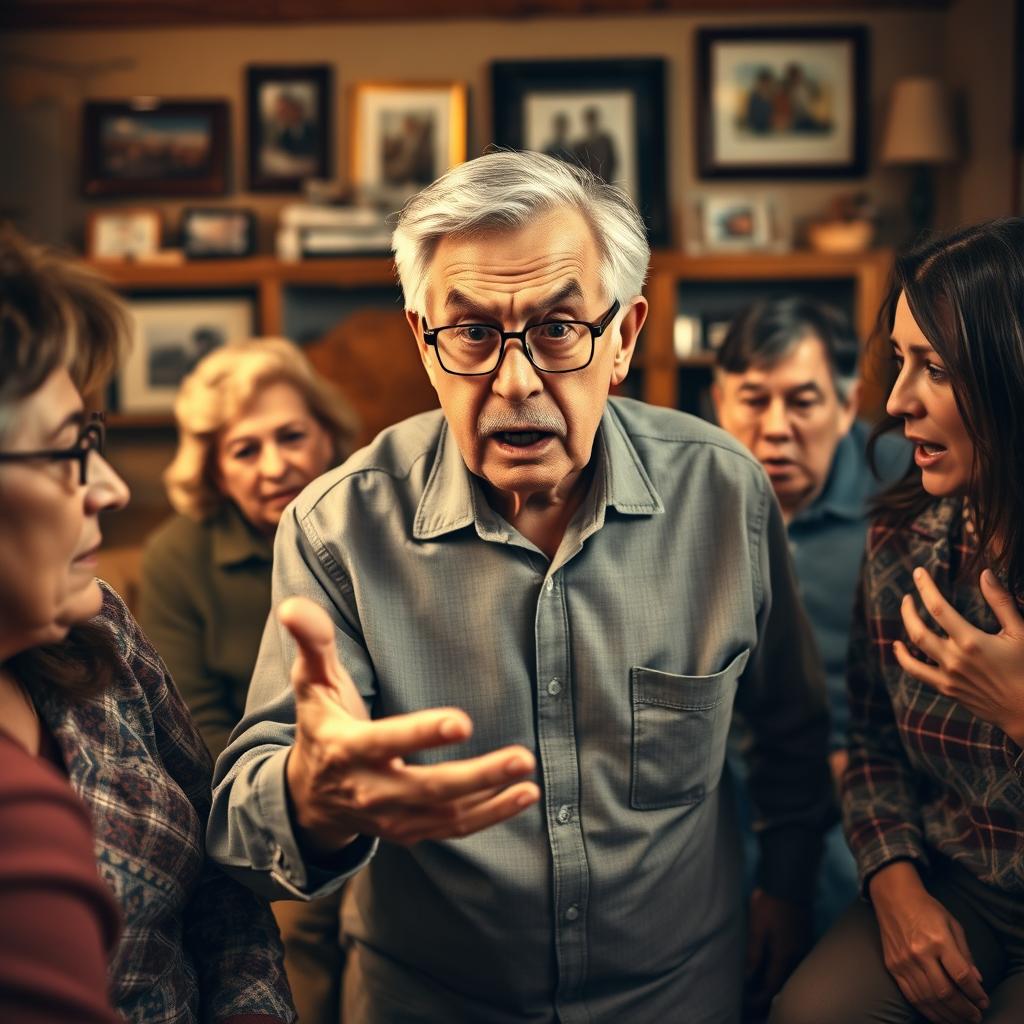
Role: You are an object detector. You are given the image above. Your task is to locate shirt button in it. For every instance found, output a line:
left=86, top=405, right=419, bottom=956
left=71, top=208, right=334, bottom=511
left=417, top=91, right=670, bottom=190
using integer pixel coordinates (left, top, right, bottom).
left=546, top=577, right=554, bottom=593
left=557, top=804, right=572, bottom=824
left=565, top=904, right=580, bottom=922
left=547, top=678, right=562, bottom=696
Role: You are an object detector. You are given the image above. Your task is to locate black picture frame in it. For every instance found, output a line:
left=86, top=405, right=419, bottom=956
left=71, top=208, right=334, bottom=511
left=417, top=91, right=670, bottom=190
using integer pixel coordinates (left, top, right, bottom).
left=697, top=26, right=868, bottom=179
left=247, top=64, right=332, bottom=192
left=181, top=207, right=257, bottom=259
left=492, top=58, right=669, bottom=246
left=82, top=99, right=229, bottom=197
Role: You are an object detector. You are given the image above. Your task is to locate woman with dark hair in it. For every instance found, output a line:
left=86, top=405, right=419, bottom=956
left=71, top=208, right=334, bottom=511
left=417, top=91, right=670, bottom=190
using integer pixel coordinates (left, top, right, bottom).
left=772, top=218, right=1024, bottom=1024
left=0, top=227, right=295, bottom=1024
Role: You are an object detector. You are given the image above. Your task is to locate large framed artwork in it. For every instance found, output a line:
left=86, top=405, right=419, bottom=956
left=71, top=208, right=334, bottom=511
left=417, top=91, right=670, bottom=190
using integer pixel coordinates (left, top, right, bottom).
left=247, top=65, right=332, bottom=192
left=82, top=99, right=229, bottom=197
left=492, top=58, right=668, bottom=245
left=697, top=27, right=868, bottom=179
left=116, top=295, right=254, bottom=414
left=349, top=81, right=468, bottom=204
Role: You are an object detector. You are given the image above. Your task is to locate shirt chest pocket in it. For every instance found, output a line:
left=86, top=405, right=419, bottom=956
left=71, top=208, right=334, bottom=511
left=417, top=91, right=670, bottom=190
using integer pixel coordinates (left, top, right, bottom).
left=630, top=648, right=750, bottom=810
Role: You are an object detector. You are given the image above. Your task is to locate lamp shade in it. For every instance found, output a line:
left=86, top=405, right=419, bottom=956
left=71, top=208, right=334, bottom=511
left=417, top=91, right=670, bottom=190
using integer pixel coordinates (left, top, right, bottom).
left=881, top=77, right=957, bottom=165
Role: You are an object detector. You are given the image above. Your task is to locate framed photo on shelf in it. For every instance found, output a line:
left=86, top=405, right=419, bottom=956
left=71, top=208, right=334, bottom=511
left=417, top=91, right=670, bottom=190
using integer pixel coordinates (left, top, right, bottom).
left=247, top=65, right=332, bottom=192
left=492, top=58, right=668, bottom=245
left=685, top=193, right=790, bottom=254
left=349, top=81, right=468, bottom=204
left=86, top=209, right=162, bottom=261
left=82, top=99, right=229, bottom=197
left=117, top=296, right=254, bottom=414
left=697, top=27, right=868, bottom=179
left=181, top=207, right=257, bottom=258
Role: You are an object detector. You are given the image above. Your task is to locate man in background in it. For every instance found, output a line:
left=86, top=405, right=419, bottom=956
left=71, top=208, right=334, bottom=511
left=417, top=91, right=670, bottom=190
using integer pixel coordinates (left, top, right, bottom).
left=712, top=296, right=908, bottom=934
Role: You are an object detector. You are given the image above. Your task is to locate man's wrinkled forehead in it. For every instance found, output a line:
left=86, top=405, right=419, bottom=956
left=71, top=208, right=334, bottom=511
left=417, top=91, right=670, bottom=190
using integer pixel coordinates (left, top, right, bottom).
left=423, top=210, right=602, bottom=313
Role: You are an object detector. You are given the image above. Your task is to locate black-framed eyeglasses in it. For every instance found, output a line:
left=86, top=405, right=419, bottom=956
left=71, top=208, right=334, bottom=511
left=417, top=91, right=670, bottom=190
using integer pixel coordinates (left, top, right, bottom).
left=0, top=412, right=106, bottom=486
left=422, top=299, right=621, bottom=376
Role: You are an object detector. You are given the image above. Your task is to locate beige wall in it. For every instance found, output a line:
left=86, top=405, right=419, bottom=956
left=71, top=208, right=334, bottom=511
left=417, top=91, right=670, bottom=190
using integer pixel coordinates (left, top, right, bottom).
left=1, top=7, right=964, bottom=249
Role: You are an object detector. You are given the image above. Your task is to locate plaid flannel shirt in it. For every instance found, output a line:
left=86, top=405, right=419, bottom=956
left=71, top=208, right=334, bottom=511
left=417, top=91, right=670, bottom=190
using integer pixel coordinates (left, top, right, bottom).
left=842, top=497, right=1024, bottom=897
left=31, top=583, right=295, bottom=1024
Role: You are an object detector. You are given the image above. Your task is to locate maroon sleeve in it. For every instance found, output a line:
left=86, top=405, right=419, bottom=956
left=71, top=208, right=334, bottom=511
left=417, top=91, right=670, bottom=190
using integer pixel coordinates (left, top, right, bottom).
left=0, top=731, right=121, bottom=1024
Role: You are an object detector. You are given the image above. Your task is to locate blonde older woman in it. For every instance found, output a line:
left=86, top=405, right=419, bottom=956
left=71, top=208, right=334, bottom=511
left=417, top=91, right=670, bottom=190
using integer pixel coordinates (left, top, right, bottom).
left=140, top=338, right=357, bottom=1024
left=0, top=229, right=294, bottom=1023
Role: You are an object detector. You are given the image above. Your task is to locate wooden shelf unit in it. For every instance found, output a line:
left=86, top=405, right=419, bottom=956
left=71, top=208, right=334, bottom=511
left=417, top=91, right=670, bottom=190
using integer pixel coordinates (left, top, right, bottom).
left=642, top=248, right=894, bottom=415
left=92, top=247, right=894, bottom=422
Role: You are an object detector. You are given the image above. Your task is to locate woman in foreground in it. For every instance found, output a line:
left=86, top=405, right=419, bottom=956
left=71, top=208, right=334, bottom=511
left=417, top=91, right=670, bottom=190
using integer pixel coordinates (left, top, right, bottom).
left=0, top=227, right=295, bottom=1024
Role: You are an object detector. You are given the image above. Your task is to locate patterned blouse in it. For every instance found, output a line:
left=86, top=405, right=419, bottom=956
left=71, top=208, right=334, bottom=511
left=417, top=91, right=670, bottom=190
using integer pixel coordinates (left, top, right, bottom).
left=29, top=583, right=295, bottom=1024
left=842, top=497, right=1024, bottom=896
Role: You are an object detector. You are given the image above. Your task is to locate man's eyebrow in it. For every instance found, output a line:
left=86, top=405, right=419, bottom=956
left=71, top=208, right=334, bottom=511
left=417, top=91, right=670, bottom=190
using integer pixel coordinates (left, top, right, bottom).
left=441, top=281, right=586, bottom=320
left=786, top=382, right=825, bottom=398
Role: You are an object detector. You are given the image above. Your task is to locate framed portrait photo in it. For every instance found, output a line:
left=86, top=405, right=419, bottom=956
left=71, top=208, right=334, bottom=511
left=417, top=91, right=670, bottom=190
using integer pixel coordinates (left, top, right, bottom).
left=82, top=99, right=229, bottom=197
left=247, top=65, right=332, bottom=192
left=86, top=208, right=162, bottom=261
left=181, top=207, right=257, bottom=259
left=349, top=81, right=468, bottom=203
left=117, top=295, right=254, bottom=414
left=492, top=59, right=668, bottom=246
left=697, top=27, right=868, bottom=179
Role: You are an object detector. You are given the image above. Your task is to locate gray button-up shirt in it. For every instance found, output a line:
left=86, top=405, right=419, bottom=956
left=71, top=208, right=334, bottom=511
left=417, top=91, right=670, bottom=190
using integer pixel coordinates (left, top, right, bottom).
left=209, top=398, right=831, bottom=1024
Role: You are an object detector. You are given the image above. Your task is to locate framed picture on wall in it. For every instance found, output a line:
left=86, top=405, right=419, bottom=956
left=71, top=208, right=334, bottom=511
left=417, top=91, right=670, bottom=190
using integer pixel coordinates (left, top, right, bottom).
left=82, top=99, right=229, bottom=197
left=492, top=58, right=668, bottom=246
left=86, top=208, right=162, bottom=261
left=117, top=295, right=254, bottom=414
left=247, top=65, right=332, bottom=192
left=349, top=81, right=468, bottom=204
left=697, top=27, right=868, bottom=179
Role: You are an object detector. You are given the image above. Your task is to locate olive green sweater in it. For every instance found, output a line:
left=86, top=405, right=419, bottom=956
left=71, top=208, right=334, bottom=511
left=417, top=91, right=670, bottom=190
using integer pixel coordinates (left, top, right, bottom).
left=139, top=504, right=274, bottom=761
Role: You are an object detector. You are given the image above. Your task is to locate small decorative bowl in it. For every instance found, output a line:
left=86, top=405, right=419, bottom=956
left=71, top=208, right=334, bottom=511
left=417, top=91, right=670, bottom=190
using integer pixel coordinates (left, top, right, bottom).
left=806, top=219, right=875, bottom=254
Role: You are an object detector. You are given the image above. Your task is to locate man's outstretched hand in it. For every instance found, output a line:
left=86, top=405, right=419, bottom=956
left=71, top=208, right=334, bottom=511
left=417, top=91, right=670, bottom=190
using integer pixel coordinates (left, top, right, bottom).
left=280, top=597, right=542, bottom=857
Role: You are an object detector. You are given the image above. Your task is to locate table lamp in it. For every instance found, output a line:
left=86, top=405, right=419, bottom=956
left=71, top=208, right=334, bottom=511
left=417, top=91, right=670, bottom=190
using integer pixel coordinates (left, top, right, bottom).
left=881, top=76, right=957, bottom=243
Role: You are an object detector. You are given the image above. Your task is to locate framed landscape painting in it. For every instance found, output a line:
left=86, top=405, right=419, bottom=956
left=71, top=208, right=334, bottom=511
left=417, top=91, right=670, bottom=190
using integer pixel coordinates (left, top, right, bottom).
left=492, top=58, right=669, bottom=245
left=82, top=99, right=229, bottom=196
left=697, top=27, right=868, bottom=179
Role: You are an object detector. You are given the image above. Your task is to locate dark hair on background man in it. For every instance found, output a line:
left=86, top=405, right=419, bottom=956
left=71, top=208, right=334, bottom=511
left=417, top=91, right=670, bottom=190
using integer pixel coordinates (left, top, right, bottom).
left=715, top=295, right=861, bottom=401
left=870, top=217, right=1024, bottom=594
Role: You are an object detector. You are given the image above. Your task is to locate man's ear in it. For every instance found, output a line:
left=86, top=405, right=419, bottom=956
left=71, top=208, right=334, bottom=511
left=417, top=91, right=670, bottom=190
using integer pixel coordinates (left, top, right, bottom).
left=609, top=296, right=648, bottom=387
left=710, top=380, right=724, bottom=421
left=407, top=309, right=440, bottom=389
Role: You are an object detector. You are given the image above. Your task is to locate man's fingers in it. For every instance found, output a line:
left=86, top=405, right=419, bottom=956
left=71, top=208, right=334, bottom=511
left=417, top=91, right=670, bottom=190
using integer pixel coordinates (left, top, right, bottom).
left=338, top=707, right=476, bottom=762
left=981, top=568, right=1024, bottom=634
left=410, top=780, right=541, bottom=842
left=279, top=597, right=368, bottom=720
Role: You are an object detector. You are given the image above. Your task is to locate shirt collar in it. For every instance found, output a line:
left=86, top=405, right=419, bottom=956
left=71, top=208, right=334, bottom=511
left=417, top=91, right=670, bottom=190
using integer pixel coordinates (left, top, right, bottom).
left=413, top=403, right=663, bottom=542
left=793, top=424, right=867, bottom=524
left=212, top=502, right=275, bottom=567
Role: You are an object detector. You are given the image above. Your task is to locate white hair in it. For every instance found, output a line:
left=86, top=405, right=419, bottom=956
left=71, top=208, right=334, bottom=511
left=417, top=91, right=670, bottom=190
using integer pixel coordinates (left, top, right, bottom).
left=391, top=150, right=650, bottom=313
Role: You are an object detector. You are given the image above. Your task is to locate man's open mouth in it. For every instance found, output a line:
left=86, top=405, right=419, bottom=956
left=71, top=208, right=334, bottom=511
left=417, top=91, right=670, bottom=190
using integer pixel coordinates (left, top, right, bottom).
left=494, top=431, right=551, bottom=447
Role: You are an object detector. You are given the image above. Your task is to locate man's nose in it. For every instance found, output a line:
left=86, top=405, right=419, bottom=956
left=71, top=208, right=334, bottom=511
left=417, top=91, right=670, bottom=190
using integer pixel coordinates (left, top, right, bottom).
left=761, top=398, right=792, bottom=438
left=492, top=341, right=543, bottom=400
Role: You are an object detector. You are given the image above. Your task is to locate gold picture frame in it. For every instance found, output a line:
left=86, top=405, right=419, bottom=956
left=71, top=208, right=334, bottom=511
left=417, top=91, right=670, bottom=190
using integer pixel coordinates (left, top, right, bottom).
left=349, top=81, right=468, bottom=204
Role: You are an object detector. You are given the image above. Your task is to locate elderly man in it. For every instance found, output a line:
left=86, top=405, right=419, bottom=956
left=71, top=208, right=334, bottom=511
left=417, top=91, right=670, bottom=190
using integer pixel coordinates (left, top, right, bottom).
left=209, top=152, right=831, bottom=1023
left=711, top=297, right=908, bottom=933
